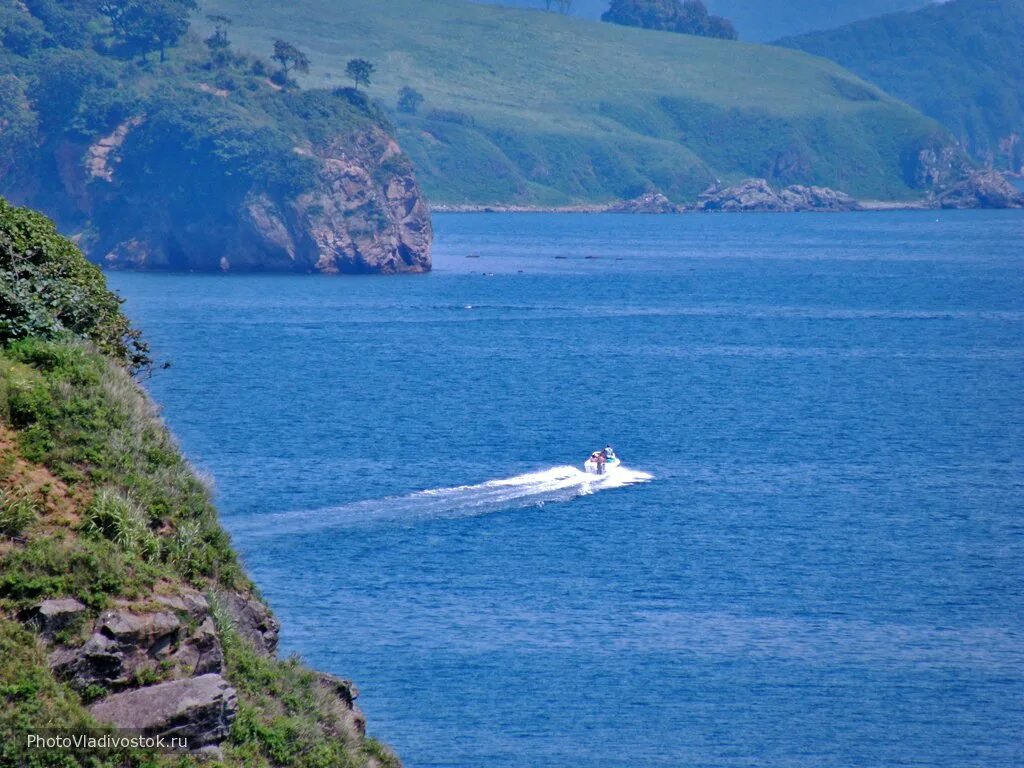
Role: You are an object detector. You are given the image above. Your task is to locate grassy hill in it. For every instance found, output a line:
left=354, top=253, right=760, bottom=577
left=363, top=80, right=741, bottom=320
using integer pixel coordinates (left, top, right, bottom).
left=779, top=0, right=1024, bottom=171
left=472, top=0, right=932, bottom=40
left=202, top=0, right=956, bottom=206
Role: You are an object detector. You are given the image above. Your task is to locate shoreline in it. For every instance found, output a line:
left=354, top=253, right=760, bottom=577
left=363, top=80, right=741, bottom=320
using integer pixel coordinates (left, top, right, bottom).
left=431, top=200, right=942, bottom=214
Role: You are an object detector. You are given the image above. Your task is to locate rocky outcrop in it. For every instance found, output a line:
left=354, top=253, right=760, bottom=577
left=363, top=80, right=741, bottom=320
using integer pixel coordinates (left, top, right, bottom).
left=778, top=184, right=860, bottom=211
left=49, top=604, right=223, bottom=692
left=215, top=590, right=279, bottom=657
left=316, top=672, right=367, bottom=737
left=22, top=598, right=86, bottom=640
left=935, top=170, right=1024, bottom=209
left=606, top=191, right=681, bottom=213
left=93, top=125, right=431, bottom=274
left=89, top=674, right=237, bottom=749
left=909, top=141, right=971, bottom=191
left=697, top=179, right=861, bottom=212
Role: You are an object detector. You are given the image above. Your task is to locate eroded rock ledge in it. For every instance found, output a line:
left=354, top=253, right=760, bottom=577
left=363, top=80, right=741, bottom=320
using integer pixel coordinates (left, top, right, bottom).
left=25, top=589, right=365, bottom=755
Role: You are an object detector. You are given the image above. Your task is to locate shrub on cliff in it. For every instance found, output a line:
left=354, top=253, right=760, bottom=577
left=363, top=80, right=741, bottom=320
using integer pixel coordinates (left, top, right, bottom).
left=0, top=198, right=149, bottom=372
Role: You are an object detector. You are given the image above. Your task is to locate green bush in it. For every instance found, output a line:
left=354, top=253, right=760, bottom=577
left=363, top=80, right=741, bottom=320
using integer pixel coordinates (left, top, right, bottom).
left=0, top=199, right=150, bottom=371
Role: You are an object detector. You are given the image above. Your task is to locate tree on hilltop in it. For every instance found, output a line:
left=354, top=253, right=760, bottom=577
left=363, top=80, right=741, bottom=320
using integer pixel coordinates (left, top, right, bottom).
left=601, top=0, right=737, bottom=39
left=346, top=58, right=375, bottom=90
left=272, top=39, right=311, bottom=84
left=205, top=13, right=232, bottom=51
left=98, top=0, right=198, bottom=62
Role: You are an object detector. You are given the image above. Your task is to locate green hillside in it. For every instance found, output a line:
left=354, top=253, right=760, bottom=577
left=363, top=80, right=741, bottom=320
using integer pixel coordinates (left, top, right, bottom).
left=202, top=0, right=956, bottom=205
left=780, top=0, right=1024, bottom=171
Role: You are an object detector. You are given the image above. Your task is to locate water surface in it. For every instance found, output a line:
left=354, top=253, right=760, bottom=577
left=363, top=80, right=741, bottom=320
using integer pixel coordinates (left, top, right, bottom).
left=110, top=211, right=1024, bottom=768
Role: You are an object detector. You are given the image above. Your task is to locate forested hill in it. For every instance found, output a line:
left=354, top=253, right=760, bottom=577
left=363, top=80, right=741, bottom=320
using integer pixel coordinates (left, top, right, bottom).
left=470, top=0, right=931, bottom=40
left=204, top=0, right=961, bottom=206
left=0, top=1, right=431, bottom=273
left=779, top=0, right=1024, bottom=171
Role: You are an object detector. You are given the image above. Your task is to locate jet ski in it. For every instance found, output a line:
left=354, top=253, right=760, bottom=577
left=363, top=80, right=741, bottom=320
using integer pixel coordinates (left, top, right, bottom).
left=584, top=446, right=621, bottom=475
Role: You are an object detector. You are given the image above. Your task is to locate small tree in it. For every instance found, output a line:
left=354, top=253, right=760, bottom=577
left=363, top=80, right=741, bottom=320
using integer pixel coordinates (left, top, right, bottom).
left=345, top=58, right=375, bottom=90
left=149, top=0, right=198, bottom=62
left=397, top=86, right=424, bottom=115
left=100, top=0, right=197, bottom=62
left=205, top=13, right=232, bottom=51
left=272, top=39, right=310, bottom=83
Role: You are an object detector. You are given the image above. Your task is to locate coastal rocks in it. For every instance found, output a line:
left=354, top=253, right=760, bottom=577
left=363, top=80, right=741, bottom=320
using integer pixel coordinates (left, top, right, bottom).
left=697, top=179, right=860, bottom=212
left=49, top=607, right=223, bottom=691
left=22, top=598, right=86, bottom=640
left=215, top=590, right=279, bottom=657
left=316, top=672, right=367, bottom=737
left=89, top=673, right=238, bottom=748
left=95, top=125, right=431, bottom=275
left=910, top=141, right=970, bottom=190
left=935, top=170, right=1024, bottom=209
left=606, top=191, right=681, bottom=213
left=778, top=184, right=860, bottom=211
left=698, top=178, right=788, bottom=211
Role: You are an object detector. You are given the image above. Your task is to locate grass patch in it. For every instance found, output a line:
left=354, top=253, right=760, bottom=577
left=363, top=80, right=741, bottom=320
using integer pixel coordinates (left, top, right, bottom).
left=0, top=339, right=245, bottom=590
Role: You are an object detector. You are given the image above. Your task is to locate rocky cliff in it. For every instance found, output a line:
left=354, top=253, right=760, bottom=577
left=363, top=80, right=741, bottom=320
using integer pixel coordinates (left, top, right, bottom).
left=0, top=197, right=396, bottom=766
left=87, top=124, right=432, bottom=274
left=0, top=3, right=431, bottom=275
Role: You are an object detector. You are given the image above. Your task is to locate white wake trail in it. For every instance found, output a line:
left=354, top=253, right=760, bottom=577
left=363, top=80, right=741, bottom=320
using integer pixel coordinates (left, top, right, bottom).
left=234, top=465, right=653, bottom=536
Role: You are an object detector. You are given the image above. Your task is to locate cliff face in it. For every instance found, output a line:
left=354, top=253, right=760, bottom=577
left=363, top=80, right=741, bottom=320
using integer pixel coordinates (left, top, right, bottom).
left=0, top=198, right=398, bottom=766
left=88, top=124, right=432, bottom=275
left=0, top=2, right=431, bottom=275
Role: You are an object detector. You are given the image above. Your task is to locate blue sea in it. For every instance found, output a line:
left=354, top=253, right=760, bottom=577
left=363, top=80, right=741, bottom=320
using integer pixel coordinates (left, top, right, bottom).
left=109, top=211, right=1024, bottom=768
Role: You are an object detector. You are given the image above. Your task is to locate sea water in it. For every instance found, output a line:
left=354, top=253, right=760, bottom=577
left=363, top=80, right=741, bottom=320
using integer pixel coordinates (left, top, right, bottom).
left=109, top=211, right=1024, bottom=768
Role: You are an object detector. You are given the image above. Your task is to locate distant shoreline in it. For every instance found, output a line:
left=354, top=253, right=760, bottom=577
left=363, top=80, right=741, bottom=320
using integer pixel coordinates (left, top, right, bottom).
left=431, top=200, right=937, bottom=214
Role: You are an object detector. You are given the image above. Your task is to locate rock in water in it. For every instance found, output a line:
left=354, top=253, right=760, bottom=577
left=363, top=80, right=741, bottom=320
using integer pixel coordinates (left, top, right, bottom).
left=89, top=674, right=238, bottom=749
left=779, top=185, right=860, bottom=211
left=936, top=171, right=1024, bottom=209
left=698, top=179, right=790, bottom=211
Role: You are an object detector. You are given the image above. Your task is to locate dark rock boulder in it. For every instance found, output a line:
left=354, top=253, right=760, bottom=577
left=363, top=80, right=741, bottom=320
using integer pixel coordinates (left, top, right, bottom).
left=606, top=192, right=681, bottom=214
left=22, top=598, right=87, bottom=640
left=154, top=590, right=211, bottom=622
left=89, top=673, right=237, bottom=749
left=216, top=591, right=280, bottom=657
left=936, top=171, right=1024, bottom=209
left=49, top=608, right=223, bottom=691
